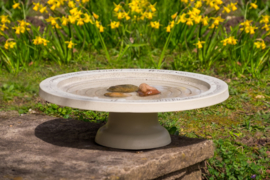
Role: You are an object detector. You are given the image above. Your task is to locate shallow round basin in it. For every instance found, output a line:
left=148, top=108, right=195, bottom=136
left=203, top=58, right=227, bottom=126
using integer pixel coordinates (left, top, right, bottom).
left=39, top=69, right=229, bottom=149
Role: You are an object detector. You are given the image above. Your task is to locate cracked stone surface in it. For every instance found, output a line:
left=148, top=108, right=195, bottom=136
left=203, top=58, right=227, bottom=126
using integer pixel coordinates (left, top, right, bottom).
left=0, top=114, right=214, bottom=180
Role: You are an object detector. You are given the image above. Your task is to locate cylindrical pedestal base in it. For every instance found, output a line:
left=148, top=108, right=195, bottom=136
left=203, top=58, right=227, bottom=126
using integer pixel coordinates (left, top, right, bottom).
left=95, top=112, right=171, bottom=150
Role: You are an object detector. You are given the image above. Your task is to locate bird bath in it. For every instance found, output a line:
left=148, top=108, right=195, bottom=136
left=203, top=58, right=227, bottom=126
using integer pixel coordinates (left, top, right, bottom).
left=39, top=69, right=229, bottom=150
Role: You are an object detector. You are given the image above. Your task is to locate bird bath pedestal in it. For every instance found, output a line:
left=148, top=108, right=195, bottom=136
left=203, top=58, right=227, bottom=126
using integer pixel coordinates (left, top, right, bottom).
left=39, top=69, right=229, bottom=150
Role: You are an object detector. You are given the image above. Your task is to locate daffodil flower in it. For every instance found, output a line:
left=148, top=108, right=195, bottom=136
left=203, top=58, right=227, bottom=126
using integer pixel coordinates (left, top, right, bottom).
left=40, top=5, right=48, bottom=13
left=150, top=21, right=161, bottom=29
left=166, top=25, right=171, bottom=32
left=0, top=15, right=10, bottom=24
left=83, top=14, right=93, bottom=24
left=221, top=36, right=237, bottom=46
left=99, top=25, right=104, bottom=32
left=4, top=41, right=16, bottom=50
left=12, top=1, right=20, bottom=9
left=46, top=16, right=58, bottom=26
left=201, top=16, right=209, bottom=26
left=109, top=21, right=120, bottom=29
left=65, top=40, right=76, bottom=49
left=0, top=24, right=8, bottom=31
left=171, top=13, right=177, bottom=20
left=149, top=2, right=157, bottom=12
left=177, top=13, right=186, bottom=24
left=194, top=41, right=205, bottom=49
left=68, top=1, right=76, bottom=8
left=113, top=2, right=122, bottom=12
left=250, top=1, right=257, bottom=9
left=33, top=36, right=49, bottom=46
left=229, top=2, right=237, bottom=11
left=93, top=12, right=99, bottom=19
left=186, top=18, right=193, bottom=26
left=260, top=15, right=270, bottom=24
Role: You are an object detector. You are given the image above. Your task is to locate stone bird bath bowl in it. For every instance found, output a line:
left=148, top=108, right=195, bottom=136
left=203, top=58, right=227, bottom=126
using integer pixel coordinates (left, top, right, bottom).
left=39, top=69, right=229, bottom=150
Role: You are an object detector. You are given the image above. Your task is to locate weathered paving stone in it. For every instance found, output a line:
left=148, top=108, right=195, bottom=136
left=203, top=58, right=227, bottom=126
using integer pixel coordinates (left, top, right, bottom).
left=0, top=114, right=214, bottom=180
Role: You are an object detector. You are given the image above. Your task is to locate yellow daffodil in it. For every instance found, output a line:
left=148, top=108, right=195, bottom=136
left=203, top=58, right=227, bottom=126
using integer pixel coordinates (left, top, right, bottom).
left=4, top=41, right=16, bottom=50
left=170, top=21, right=175, bottom=28
left=261, top=41, right=266, bottom=49
left=33, top=2, right=40, bottom=11
left=262, top=24, right=270, bottom=31
left=18, top=20, right=30, bottom=27
left=82, top=0, right=89, bottom=3
left=124, top=12, right=131, bottom=21
left=260, top=15, right=270, bottom=24
left=192, top=8, right=200, bottom=15
left=0, top=15, right=10, bottom=24
left=195, top=1, right=202, bottom=8
left=194, top=40, right=205, bottom=49
left=83, top=13, right=93, bottom=24
left=46, top=16, right=58, bottom=26
left=250, top=1, right=257, bottom=9
left=149, top=2, right=157, bottom=12
left=70, top=8, right=78, bottom=15
left=221, top=36, right=237, bottom=46
left=229, top=2, right=237, bottom=11
left=113, top=2, right=122, bottom=12
left=117, top=12, right=125, bottom=20
left=39, top=5, right=48, bottom=13
left=177, top=13, right=186, bottom=24
left=240, top=20, right=257, bottom=34
left=254, top=42, right=261, bottom=48
left=13, top=1, right=21, bottom=9
left=12, top=21, right=30, bottom=34
left=47, top=0, right=55, bottom=5
left=99, top=25, right=104, bottom=32
left=240, top=20, right=252, bottom=27
left=166, top=25, right=171, bottom=32
left=214, top=4, right=220, bottom=10
left=68, top=1, right=76, bottom=8
left=186, top=18, right=193, bottom=26
left=223, top=6, right=231, bottom=13
left=96, top=20, right=100, bottom=28
left=194, top=15, right=202, bottom=24
left=50, top=4, right=57, bottom=10
left=181, top=0, right=189, bottom=4
left=212, top=16, right=224, bottom=26
left=171, top=13, right=178, bottom=20
left=201, top=16, right=209, bottom=26
left=249, top=26, right=258, bottom=34
left=33, top=36, right=49, bottom=46
left=109, top=21, right=120, bottom=29
left=209, top=24, right=216, bottom=29
left=125, top=15, right=131, bottom=20
left=68, top=15, right=77, bottom=24
left=77, top=18, right=84, bottom=26
left=65, top=40, right=76, bottom=49
left=12, top=26, right=21, bottom=34
left=55, top=23, right=61, bottom=29
left=150, top=21, right=161, bottom=29
left=93, top=12, right=99, bottom=19
left=0, top=24, right=8, bottom=31
left=254, top=41, right=266, bottom=49
left=145, top=12, right=153, bottom=20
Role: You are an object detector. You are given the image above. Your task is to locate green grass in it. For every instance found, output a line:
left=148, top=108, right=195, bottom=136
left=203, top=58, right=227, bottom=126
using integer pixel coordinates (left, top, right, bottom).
left=0, top=55, right=269, bottom=179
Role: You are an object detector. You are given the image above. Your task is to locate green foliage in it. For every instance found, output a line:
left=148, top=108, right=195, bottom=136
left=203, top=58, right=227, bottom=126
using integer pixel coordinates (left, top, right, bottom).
left=205, top=139, right=268, bottom=180
left=36, top=102, right=108, bottom=122
left=0, top=82, right=37, bottom=101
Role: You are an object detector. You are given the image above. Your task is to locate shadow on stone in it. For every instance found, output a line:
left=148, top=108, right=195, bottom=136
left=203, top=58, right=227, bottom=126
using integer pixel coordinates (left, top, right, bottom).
left=35, top=118, right=207, bottom=152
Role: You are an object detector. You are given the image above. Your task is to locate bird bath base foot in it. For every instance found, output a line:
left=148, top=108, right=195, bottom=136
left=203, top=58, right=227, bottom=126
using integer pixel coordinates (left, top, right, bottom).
left=95, top=112, right=171, bottom=150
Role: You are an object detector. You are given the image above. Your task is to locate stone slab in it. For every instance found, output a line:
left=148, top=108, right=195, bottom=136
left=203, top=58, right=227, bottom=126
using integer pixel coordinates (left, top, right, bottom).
left=0, top=114, right=214, bottom=180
